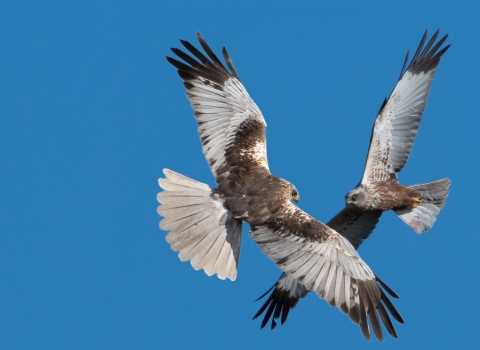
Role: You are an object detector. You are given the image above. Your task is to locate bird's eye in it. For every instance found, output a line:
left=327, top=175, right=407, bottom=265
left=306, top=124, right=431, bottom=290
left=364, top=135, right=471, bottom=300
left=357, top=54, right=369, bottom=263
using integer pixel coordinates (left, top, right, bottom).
left=292, top=190, right=298, bottom=197
left=352, top=194, right=358, bottom=201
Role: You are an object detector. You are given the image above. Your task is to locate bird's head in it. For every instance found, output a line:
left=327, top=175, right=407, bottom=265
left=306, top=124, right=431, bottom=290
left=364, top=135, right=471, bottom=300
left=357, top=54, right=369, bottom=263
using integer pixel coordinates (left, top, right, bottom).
left=289, top=183, right=300, bottom=204
left=345, top=187, right=365, bottom=207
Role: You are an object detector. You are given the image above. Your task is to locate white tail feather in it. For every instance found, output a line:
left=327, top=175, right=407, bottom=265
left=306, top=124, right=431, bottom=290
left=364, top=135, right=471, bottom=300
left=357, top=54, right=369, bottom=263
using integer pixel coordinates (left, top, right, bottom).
left=395, top=204, right=440, bottom=234
left=157, top=169, right=242, bottom=280
left=394, top=178, right=450, bottom=234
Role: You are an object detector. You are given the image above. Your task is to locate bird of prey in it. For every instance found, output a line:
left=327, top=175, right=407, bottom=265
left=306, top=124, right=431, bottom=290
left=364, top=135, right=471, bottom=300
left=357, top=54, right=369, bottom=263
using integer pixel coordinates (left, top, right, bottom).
left=254, top=29, right=450, bottom=330
left=158, top=33, right=403, bottom=341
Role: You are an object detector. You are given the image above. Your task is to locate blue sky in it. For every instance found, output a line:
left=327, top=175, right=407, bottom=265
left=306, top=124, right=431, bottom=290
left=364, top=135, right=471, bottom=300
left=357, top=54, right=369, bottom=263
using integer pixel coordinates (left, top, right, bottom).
left=1, top=1, right=479, bottom=349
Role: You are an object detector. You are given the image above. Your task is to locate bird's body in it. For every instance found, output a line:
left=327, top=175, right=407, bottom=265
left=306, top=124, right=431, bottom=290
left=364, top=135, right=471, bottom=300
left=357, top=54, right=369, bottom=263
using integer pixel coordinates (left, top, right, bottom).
left=221, top=169, right=296, bottom=226
left=349, top=182, right=421, bottom=211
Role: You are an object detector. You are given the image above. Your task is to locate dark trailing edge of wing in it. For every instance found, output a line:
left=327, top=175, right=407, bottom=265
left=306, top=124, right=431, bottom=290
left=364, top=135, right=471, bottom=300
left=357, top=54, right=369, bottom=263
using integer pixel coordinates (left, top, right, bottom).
left=254, top=275, right=403, bottom=340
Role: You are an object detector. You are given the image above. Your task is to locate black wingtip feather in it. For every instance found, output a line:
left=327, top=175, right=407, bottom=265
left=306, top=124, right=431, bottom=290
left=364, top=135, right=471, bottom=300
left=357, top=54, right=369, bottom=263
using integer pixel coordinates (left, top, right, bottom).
left=411, top=29, right=429, bottom=62
left=417, top=29, right=440, bottom=61
left=360, top=321, right=371, bottom=341
left=181, top=39, right=210, bottom=64
left=375, top=274, right=400, bottom=299
left=255, top=284, right=275, bottom=302
left=381, top=291, right=404, bottom=324
left=272, top=302, right=282, bottom=329
left=253, top=293, right=274, bottom=320
left=348, top=301, right=360, bottom=324
left=253, top=281, right=301, bottom=330
left=171, top=47, right=202, bottom=67
left=377, top=302, right=398, bottom=338
left=404, top=29, right=449, bottom=76
left=196, top=32, right=227, bottom=70
left=359, top=282, right=383, bottom=342
left=399, top=49, right=410, bottom=80
left=423, top=34, right=448, bottom=61
left=168, top=34, right=238, bottom=87
left=261, top=301, right=277, bottom=329
left=222, top=47, right=241, bottom=81
left=166, top=56, right=191, bottom=71
left=369, top=309, right=384, bottom=342
left=358, top=292, right=371, bottom=341
left=281, top=302, right=290, bottom=325
left=432, top=44, right=451, bottom=60
left=177, top=70, right=195, bottom=82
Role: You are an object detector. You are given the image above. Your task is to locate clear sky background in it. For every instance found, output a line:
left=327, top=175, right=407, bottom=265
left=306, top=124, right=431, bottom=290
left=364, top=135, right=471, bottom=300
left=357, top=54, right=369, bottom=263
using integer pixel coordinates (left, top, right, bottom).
left=1, top=1, right=479, bottom=349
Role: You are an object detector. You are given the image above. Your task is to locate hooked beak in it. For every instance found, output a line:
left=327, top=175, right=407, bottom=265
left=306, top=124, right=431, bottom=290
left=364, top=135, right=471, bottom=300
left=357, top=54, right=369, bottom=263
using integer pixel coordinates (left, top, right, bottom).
left=293, top=195, right=300, bottom=204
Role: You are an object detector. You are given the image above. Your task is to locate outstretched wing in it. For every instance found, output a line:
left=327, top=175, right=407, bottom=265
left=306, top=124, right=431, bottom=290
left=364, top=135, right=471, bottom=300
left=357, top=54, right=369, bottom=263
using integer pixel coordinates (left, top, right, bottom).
left=361, top=29, right=450, bottom=185
left=254, top=207, right=383, bottom=330
left=167, top=33, right=269, bottom=181
left=249, top=203, right=403, bottom=341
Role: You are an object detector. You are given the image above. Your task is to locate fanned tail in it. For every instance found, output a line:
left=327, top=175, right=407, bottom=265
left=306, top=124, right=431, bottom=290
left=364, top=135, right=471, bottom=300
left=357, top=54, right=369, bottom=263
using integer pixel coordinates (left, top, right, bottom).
left=157, top=169, right=242, bottom=280
left=395, top=178, right=451, bottom=234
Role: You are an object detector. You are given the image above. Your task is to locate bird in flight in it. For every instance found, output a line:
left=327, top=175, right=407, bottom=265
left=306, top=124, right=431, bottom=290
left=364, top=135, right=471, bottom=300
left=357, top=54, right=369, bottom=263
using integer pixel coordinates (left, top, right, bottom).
left=254, top=29, right=450, bottom=331
left=158, top=32, right=406, bottom=341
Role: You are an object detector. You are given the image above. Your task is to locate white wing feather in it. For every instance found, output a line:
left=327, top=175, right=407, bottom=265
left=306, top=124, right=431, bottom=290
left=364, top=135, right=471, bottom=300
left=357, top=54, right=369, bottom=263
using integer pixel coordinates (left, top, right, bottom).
left=361, top=30, right=449, bottom=184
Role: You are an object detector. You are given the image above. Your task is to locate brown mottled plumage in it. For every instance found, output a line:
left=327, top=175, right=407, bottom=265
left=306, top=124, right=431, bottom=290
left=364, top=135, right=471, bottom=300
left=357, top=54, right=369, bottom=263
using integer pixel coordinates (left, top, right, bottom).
left=349, top=182, right=422, bottom=211
left=158, top=32, right=403, bottom=342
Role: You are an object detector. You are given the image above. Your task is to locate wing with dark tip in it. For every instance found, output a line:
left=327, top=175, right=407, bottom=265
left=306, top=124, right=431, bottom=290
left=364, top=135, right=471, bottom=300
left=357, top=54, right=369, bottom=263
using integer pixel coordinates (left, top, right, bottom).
left=249, top=202, right=403, bottom=341
left=361, top=29, right=450, bottom=185
left=167, top=33, right=269, bottom=181
left=253, top=207, right=386, bottom=331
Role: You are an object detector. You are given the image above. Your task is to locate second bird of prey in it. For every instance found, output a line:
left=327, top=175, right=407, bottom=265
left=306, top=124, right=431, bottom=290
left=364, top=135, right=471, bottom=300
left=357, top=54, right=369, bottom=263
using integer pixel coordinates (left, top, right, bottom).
left=157, top=30, right=450, bottom=341
left=254, top=30, right=450, bottom=330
